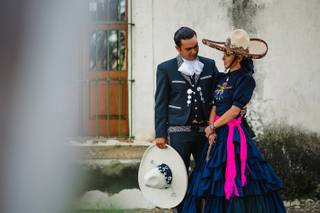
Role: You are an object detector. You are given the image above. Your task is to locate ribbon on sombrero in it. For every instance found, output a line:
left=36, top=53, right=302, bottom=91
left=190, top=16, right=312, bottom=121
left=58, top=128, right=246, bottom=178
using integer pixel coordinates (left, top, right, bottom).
left=214, top=115, right=247, bottom=200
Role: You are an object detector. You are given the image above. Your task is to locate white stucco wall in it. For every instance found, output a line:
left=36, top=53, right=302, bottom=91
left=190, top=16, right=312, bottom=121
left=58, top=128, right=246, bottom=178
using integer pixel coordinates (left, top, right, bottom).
left=253, top=0, right=320, bottom=133
left=131, top=0, right=320, bottom=141
left=131, top=0, right=155, bottom=141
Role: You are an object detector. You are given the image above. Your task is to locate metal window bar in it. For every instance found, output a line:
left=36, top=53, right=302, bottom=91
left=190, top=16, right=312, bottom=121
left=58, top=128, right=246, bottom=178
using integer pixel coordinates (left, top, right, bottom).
left=128, top=0, right=133, bottom=139
left=117, top=0, right=122, bottom=137
left=106, top=30, right=111, bottom=137
left=117, top=30, right=122, bottom=137
left=95, top=31, right=99, bottom=137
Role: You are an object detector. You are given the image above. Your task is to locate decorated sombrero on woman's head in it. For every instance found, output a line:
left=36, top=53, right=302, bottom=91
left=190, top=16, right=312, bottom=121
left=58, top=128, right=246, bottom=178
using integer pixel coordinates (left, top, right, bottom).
left=202, top=29, right=268, bottom=59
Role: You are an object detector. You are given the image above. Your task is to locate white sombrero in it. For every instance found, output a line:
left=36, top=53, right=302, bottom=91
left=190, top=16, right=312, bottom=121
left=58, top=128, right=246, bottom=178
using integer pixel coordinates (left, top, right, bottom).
left=138, top=144, right=188, bottom=209
left=202, top=29, right=268, bottom=59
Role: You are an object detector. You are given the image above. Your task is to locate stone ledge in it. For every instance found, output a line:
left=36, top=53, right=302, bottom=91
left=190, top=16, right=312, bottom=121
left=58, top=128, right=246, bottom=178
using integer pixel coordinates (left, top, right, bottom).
left=68, top=140, right=151, bottom=160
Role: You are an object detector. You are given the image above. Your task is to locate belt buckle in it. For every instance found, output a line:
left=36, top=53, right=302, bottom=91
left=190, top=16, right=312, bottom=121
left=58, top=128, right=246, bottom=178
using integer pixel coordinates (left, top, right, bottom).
left=191, top=124, right=204, bottom=131
left=190, top=126, right=198, bottom=131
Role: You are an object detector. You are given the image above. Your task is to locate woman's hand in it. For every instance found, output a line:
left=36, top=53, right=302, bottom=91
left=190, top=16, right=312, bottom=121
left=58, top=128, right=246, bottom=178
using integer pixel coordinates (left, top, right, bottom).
left=205, top=125, right=214, bottom=138
left=208, top=133, right=217, bottom=145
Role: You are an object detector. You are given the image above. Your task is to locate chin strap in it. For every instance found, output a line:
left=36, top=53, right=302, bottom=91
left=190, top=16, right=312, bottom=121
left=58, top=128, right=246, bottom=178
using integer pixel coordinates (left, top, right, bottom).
left=225, top=55, right=239, bottom=72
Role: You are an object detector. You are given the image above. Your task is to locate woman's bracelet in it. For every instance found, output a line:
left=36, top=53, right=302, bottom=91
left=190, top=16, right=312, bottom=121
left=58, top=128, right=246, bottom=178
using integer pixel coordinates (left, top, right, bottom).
left=209, top=124, right=215, bottom=131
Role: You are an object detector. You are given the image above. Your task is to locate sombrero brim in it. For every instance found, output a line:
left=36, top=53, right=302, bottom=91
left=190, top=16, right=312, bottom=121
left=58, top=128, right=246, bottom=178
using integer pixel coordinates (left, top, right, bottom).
left=138, top=144, right=188, bottom=208
left=202, top=38, right=268, bottom=59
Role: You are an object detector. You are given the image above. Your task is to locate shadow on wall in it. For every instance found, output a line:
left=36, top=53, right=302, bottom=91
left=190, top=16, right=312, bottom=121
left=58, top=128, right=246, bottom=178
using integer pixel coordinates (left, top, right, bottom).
left=256, top=126, right=320, bottom=200
left=223, top=0, right=265, bottom=33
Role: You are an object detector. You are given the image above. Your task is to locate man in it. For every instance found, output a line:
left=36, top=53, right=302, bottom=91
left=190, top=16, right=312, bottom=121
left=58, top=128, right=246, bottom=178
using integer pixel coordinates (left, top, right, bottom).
left=154, top=26, right=219, bottom=172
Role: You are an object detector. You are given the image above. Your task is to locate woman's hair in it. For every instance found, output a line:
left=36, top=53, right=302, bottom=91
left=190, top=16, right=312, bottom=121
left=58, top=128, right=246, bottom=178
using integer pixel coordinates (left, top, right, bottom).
left=174, top=27, right=197, bottom=47
left=240, top=58, right=254, bottom=75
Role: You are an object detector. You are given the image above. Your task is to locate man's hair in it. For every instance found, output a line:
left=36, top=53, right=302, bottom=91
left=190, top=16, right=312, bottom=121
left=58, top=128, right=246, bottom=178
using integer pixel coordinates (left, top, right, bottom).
left=174, top=27, right=197, bottom=47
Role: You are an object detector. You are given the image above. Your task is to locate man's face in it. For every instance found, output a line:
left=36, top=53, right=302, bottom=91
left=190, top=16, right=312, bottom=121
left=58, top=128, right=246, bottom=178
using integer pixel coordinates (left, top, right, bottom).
left=176, top=35, right=199, bottom=60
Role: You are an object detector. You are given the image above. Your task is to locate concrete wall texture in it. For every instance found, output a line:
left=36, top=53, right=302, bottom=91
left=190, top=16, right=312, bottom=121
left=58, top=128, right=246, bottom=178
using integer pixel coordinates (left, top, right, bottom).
left=131, top=0, right=320, bottom=141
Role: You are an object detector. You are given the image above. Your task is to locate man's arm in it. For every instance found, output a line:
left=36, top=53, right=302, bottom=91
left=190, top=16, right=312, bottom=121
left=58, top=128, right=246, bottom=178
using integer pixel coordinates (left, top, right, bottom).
left=154, top=65, right=169, bottom=148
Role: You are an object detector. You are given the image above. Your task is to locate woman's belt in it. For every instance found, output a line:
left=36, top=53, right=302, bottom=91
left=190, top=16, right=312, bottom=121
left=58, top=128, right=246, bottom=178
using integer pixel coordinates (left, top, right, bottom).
left=215, top=115, right=247, bottom=200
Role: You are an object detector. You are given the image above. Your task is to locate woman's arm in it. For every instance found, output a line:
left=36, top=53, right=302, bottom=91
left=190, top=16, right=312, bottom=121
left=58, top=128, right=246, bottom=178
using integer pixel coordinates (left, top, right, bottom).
left=212, top=105, right=241, bottom=128
left=205, top=105, right=241, bottom=139
left=208, top=106, right=216, bottom=125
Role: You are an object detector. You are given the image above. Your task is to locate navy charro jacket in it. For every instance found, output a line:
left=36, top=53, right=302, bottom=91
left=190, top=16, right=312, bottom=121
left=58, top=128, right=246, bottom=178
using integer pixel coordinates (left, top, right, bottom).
left=155, top=56, right=219, bottom=138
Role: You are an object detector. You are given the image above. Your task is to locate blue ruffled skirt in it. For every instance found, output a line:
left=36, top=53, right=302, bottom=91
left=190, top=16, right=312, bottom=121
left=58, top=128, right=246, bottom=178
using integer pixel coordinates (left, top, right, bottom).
left=182, top=125, right=286, bottom=213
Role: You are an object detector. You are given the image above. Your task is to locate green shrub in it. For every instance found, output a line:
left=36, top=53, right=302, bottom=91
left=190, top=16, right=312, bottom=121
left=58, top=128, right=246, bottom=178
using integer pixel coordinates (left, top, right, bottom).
left=256, top=126, right=320, bottom=199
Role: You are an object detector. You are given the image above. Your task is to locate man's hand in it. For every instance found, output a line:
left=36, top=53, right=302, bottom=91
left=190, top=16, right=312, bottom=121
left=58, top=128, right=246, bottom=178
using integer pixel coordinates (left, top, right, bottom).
left=205, top=126, right=214, bottom=138
left=153, top=137, right=167, bottom=149
left=240, top=105, right=247, bottom=117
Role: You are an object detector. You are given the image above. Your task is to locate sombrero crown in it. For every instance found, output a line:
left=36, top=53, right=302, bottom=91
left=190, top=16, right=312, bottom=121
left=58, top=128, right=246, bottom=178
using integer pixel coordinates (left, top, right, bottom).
left=202, top=29, right=268, bottom=59
left=138, top=144, right=188, bottom=208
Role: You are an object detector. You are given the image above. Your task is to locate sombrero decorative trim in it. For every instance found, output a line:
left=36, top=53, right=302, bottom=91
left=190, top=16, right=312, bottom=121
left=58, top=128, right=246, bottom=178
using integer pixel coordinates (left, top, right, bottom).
left=202, top=29, right=268, bottom=59
left=138, top=144, right=188, bottom=209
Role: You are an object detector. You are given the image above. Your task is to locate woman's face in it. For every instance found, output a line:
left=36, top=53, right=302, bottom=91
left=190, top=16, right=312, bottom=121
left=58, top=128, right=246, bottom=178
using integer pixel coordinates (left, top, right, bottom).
left=222, top=52, right=242, bottom=70
left=222, top=52, right=236, bottom=69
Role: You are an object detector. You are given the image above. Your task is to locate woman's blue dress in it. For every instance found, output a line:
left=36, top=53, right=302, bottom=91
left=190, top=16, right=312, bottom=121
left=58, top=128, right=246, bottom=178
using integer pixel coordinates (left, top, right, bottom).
left=182, top=69, right=286, bottom=213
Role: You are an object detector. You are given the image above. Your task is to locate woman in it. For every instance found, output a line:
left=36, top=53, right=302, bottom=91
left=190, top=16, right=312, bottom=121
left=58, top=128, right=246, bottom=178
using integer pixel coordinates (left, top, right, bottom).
left=182, top=29, right=286, bottom=212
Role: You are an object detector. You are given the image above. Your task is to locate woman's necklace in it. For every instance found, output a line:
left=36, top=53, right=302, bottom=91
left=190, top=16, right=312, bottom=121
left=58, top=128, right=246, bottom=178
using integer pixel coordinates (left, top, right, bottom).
left=222, top=75, right=230, bottom=87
